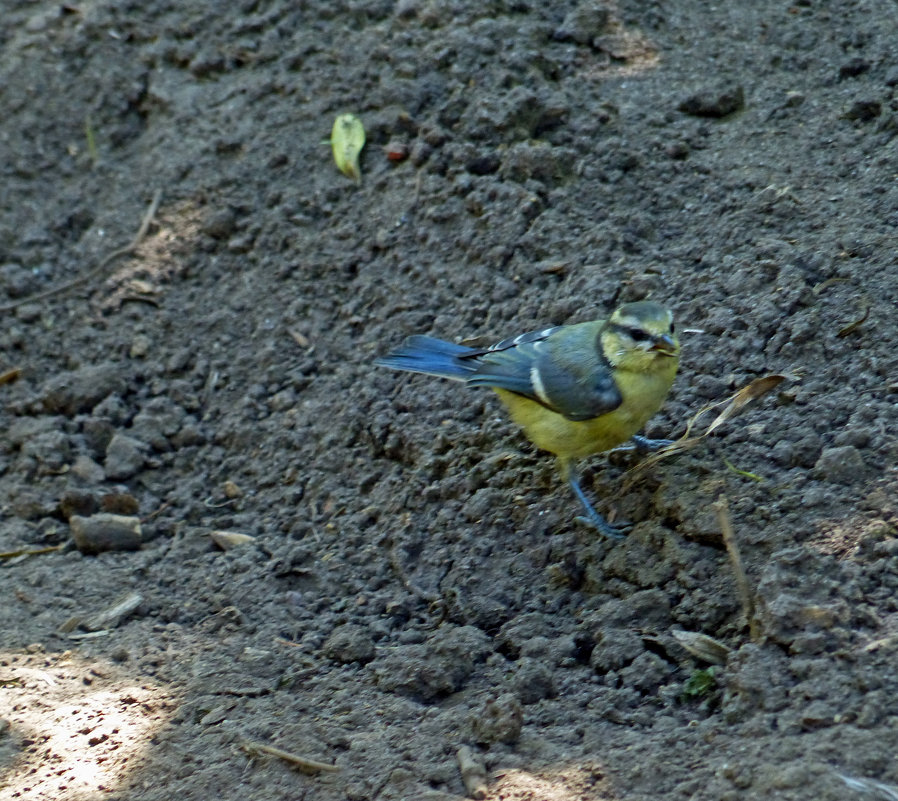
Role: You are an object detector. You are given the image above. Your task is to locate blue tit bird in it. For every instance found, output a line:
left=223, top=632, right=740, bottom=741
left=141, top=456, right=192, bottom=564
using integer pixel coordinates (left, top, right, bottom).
left=376, top=301, right=679, bottom=538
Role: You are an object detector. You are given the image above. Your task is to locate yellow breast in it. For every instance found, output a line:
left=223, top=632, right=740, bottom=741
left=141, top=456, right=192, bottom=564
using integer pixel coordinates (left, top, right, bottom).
left=493, top=359, right=677, bottom=461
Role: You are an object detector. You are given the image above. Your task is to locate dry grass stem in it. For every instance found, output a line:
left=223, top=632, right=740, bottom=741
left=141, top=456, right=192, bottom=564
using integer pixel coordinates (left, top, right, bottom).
left=621, top=374, right=788, bottom=491
left=0, top=544, right=65, bottom=560
left=714, top=496, right=761, bottom=641
left=241, top=740, right=339, bottom=774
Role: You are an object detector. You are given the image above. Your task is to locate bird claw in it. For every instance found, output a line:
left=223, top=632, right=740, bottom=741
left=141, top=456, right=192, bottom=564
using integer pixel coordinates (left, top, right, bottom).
left=574, top=513, right=630, bottom=540
left=567, top=471, right=630, bottom=540
left=630, top=435, right=674, bottom=454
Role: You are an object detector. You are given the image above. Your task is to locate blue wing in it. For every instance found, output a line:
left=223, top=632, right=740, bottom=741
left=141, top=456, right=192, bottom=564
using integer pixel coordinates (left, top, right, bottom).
left=378, top=322, right=623, bottom=422
left=468, top=322, right=622, bottom=421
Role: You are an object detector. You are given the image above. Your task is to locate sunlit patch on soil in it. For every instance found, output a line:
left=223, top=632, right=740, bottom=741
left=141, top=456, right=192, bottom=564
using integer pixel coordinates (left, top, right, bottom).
left=573, top=3, right=660, bottom=80
left=99, top=197, right=205, bottom=311
left=0, top=649, right=174, bottom=800
left=487, top=763, right=618, bottom=801
left=806, top=516, right=894, bottom=559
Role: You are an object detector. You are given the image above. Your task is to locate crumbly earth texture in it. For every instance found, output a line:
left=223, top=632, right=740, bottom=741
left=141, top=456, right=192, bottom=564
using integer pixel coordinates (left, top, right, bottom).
left=1, top=1, right=898, bottom=800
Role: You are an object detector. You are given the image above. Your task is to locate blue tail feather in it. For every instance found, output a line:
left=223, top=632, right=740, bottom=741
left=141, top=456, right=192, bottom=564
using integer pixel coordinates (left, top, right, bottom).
left=376, top=335, right=479, bottom=381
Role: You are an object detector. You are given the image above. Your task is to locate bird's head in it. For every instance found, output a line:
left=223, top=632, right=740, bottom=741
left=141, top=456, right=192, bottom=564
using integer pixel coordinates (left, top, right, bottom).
left=599, top=301, right=679, bottom=371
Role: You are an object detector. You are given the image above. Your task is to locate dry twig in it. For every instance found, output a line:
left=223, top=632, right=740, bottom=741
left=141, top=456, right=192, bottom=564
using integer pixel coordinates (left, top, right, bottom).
left=0, top=190, right=162, bottom=312
left=241, top=740, right=339, bottom=774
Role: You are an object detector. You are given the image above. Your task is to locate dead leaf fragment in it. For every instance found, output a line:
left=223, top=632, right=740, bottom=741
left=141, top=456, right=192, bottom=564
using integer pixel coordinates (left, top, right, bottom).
left=702, top=375, right=787, bottom=438
left=836, top=303, right=870, bottom=338
left=223, top=480, right=243, bottom=499
left=672, top=630, right=732, bottom=665
left=210, top=530, right=256, bottom=550
left=621, top=374, right=789, bottom=489
left=83, top=592, right=143, bottom=632
left=331, top=113, right=365, bottom=182
left=0, top=367, right=22, bottom=386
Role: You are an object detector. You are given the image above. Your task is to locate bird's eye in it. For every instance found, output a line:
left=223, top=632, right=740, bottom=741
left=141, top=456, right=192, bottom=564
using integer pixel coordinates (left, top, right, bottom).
left=628, top=327, right=649, bottom=341
left=670, top=322, right=676, bottom=334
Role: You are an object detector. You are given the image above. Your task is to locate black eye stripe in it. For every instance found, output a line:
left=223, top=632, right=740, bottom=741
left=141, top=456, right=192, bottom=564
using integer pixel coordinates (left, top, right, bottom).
left=607, top=320, right=674, bottom=341
left=607, top=322, right=651, bottom=339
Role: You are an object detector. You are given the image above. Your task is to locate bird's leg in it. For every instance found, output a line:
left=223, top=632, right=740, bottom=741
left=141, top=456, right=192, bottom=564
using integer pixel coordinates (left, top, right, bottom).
left=558, top=458, right=627, bottom=540
left=628, top=434, right=674, bottom=454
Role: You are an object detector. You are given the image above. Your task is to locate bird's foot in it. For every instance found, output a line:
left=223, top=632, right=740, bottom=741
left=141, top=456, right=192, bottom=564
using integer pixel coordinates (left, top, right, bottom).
left=629, top=435, right=675, bottom=454
left=568, top=473, right=629, bottom=540
left=575, top=512, right=630, bottom=540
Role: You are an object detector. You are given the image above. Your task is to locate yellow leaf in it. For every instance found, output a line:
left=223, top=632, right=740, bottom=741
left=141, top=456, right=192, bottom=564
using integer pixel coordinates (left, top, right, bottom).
left=331, top=113, right=365, bottom=182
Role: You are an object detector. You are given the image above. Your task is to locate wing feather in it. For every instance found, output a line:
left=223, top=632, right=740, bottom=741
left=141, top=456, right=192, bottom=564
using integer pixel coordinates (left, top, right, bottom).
left=465, top=322, right=622, bottom=421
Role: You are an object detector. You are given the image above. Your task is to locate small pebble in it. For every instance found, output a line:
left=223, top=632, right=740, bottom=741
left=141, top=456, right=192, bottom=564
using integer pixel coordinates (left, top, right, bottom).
left=323, top=624, right=377, bottom=664
left=554, top=2, right=611, bottom=44
left=129, top=334, right=152, bottom=359
left=842, top=100, right=881, bottom=122
left=104, top=433, right=147, bottom=480
left=838, top=57, right=871, bottom=79
left=770, top=440, right=794, bottom=467
left=514, top=658, right=556, bottom=704
left=40, top=363, right=127, bottom=416
left=200, top=208, right=238, bottom=239
left=472, top=693, right=523, bottom=744
left=70, top=513, right=142, bottom=554
left=665, top=140, right=690, bottom=159
left=678, top=85, right=745, bottom=118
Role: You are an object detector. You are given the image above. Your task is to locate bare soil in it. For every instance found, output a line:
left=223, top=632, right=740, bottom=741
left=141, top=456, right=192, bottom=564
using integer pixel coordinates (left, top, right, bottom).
left=2, top=1, right=898, bottom=799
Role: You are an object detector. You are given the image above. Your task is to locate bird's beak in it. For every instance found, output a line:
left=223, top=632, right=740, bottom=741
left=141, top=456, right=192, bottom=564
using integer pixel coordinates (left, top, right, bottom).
left=649, top=334, right=678, bottom=356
